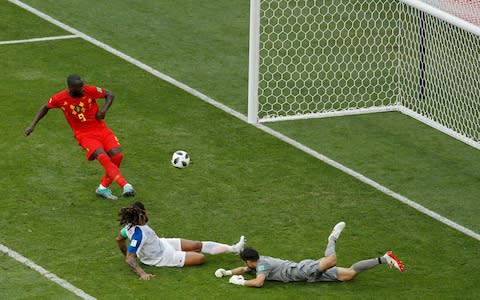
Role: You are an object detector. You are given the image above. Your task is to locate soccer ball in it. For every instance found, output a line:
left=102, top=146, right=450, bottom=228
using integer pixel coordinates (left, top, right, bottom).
left=171, top=150, right=190, bottom=168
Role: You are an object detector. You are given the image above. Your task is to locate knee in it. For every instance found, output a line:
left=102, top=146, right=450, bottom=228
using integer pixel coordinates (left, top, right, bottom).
left=337, top=268, right=356, bottom=282
left=110, top=152, right=124, bottom=164
left=92, top=148, right=107, bottom=159
left=108, top=147, right=123, bottom=157
left=94, top=149, right=108, bottom=160
left=186, top=253, right=205, bottom=266
left=319, top=255, right=337, bottom=271
left=326, top=254, right=337, bottom=267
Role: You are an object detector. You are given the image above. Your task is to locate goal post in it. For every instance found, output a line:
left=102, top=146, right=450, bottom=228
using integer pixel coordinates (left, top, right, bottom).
left=248, top=0, right=480, bottom=149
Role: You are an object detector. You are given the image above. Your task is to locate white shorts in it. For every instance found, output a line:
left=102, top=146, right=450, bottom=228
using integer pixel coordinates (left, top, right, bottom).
left=151, top=238, right=186, bottom=267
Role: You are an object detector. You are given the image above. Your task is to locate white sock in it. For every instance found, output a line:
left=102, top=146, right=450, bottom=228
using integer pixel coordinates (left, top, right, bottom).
left=201, top=241, right=233, bottom=255
left=99, top=184, right=107, bottom=189
left=324, top=237, right=336, bottom=256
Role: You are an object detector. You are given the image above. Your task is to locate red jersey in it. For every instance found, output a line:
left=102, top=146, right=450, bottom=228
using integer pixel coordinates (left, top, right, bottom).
left=47, top=85, right=108, bottom=136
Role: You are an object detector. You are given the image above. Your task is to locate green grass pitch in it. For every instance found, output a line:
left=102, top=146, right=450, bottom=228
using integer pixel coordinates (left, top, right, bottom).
left=1, top=1, right=479, bottom=299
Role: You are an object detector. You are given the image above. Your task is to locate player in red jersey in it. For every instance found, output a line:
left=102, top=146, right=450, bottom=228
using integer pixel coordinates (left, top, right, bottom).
left=24, top=74, right=135, bottom=200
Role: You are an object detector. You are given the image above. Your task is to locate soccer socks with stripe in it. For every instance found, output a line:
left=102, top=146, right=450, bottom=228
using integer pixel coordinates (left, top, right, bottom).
left=97, top=153, right=128, bottom=188
left=324, top=237, right=337, bottom=257
left=352, top=257, right=387, bottom=274
left=100, top=152, right=124, bottom=187
left=201, top=242, right=233, bottom=255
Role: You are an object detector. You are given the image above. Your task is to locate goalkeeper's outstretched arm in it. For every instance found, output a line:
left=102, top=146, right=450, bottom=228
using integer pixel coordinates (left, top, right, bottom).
left=231, top=266, right=249, bottom=275
left=243, top=273, right=266, bottom=288
left=215, top=266, right=266, bottom=287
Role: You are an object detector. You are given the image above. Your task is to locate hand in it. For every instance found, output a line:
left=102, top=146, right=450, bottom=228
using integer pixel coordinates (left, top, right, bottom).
left=24, top=126, right=34, bottom=137
left=139, top=273, right=155, bottom=281
left=96, top=110, right=106, bottom=120
left=229, top=275, right=245, bottom=286
left=214, top=268, right=232, bottom=278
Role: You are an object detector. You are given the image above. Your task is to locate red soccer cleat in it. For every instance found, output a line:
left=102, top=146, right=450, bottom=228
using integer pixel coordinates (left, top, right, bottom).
left=384, top=251, right=405, bottom=272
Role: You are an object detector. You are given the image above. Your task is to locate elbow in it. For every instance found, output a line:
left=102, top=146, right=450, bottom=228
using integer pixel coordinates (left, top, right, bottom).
left=125, top=256, right=134, bottom=264
left=106, top=90, right=115, bottom=99
left=41, top=103, right=49, bottom=112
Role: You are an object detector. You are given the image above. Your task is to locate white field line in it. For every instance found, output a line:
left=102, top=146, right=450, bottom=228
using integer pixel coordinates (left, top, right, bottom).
left=0, top=34, right=78, bottom=45
left=7, top=0, right=478, bottom=266
left=0, top=244, right=96, bottom=300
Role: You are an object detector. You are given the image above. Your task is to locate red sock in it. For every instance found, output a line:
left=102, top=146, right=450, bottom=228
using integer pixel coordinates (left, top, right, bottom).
left=97, top=153, right=127, bottom=188
left=100, top=152, right=124, bottom=187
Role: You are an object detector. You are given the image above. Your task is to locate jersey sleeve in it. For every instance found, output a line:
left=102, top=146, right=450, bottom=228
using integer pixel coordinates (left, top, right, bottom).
left=256, top=259, right=271, bottom=277
left=120, top=227, right=128, bottom=239
left=127, top=227, right=143, bottom=254
left=84, top=85, right=107, bottom=99
left=47, top=95, right=61, bottom=109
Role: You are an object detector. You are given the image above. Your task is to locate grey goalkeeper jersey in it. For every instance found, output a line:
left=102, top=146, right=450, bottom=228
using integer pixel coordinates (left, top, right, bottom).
left=253, top=256, right=313, bottom=283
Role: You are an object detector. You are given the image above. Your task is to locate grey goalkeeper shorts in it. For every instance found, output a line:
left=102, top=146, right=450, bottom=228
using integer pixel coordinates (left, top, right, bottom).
left=299, top=259, right=339, bottom=283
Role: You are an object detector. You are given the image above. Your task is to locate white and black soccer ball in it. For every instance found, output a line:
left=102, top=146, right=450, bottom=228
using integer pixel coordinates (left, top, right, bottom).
left=171, top=150, right=190, bottom=168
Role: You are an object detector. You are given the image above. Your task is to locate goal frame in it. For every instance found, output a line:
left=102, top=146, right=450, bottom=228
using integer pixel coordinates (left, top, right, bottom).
left=247, top=0, right=480, bottom=150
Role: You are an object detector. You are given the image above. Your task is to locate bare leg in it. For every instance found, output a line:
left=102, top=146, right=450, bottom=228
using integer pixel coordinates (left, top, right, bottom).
left=183, top=252, right=205, bottom=266
left=336, top=267, right=357, bottom=281
left=318, top=254, right=337, bottom=272
left=180, top=239, right=203, bottom=252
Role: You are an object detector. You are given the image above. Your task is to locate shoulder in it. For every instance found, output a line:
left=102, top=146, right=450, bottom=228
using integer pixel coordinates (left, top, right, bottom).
left=257, top=256, right=273, bottom=272
left=48, top=90, right=69, bottom=107
left=50, top=89, right=69, bottom=100
left=84, top=85, right=105, bottom=95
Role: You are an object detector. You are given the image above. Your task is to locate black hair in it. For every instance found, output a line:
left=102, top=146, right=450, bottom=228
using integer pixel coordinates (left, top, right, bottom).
left=118, top=201, right=148, bottom=227
left=132, top=201, right=146, bottom=211
left=239, top=247, right=260, bottom=261
left=66, top=74, right=82, bottom=86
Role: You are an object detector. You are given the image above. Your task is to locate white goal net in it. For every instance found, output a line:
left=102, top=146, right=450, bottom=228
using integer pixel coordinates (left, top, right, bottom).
left=248, top=0, right=480, bottom=148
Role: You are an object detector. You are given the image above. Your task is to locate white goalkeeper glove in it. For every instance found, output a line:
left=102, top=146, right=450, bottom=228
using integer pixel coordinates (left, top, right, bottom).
left=214, top=268, right=232, bottom=278
left=229, top=275, right=245, bottom=286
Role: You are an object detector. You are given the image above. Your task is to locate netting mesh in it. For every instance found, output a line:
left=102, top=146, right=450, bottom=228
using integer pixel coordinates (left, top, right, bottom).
left=398, top=4, right=480, bottom=141
left=258, top=0, right=399, bottom=120
left=256, top=0, right=480, bottom=143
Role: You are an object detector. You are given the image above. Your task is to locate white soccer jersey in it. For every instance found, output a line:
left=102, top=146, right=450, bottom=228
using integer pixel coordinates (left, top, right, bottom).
left=124, top=224, right=166, bottom=266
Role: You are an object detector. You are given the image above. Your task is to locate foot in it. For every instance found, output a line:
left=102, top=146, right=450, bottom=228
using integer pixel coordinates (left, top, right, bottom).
left=231, top=236, right=246, bottom=254
left=384, top=251, right=405, bottom=272
left=96, top=187, right=118, bottom=200
left=329, top=221, right=346, bottom=241
left=122, top=183, right=136, bottom=197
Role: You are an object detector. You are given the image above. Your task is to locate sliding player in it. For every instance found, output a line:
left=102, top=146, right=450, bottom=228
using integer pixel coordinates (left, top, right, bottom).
left=24, top=74, right=134, bottom=200
left=215, top=222, right=404, bottom=287
left=116, top=202, right=246, bottom=280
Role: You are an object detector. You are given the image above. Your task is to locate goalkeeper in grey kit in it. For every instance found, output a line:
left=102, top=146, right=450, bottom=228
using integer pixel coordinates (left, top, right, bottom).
left=215, top=222, right=404, bottom=287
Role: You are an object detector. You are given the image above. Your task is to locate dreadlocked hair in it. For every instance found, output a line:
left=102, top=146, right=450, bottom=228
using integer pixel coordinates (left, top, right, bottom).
left=119, top=202, right=147, bottom=227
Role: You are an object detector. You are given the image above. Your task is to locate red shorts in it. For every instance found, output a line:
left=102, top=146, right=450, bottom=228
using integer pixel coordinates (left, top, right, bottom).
left=75, top=127, right=121, bottom=160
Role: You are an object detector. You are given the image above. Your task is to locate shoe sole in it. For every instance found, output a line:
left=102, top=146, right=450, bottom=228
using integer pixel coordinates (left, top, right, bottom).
left=96, top=193, right=118, bottom=201
left=123, top=191, right=136, bottom=197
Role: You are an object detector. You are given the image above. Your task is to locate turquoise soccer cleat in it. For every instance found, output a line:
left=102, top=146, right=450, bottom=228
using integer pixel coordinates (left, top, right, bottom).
left=96, top=187, right=118, bottom=200
left=122, top=183, right=136, bottom=197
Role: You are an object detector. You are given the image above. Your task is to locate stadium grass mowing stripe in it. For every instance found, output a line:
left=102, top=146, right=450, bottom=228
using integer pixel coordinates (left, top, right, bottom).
left=0, top=244, right=96, bottom=300
left=0, top=34, right=78, bottom=45
left=8, top=0, right=246, bottom=123
left=257, top=125, right=480, bottom=241
left=10, top=0, right=479, bottom=242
